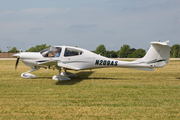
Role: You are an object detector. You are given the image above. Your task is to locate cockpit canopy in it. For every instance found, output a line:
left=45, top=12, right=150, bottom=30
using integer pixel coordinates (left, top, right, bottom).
left=40, top=47, right=62, bottom=57
left=40, top=46, right=83, bottom=58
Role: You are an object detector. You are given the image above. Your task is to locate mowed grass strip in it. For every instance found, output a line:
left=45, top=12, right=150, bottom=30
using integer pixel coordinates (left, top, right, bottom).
left=0, top=60, right=180, bottom=119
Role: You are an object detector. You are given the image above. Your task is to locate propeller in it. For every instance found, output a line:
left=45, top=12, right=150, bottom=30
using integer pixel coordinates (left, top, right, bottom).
left=15, top=57, right=20, bottom=70
left=14, top=47, right=21, bottom=70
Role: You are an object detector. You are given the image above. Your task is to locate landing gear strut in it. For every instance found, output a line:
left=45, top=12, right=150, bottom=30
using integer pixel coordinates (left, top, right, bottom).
left=52, top=68, right=77, bottom=81
left=21, top=67, right=40, bottom=79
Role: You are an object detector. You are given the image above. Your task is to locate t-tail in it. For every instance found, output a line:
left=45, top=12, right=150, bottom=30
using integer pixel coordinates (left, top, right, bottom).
left=131, top=41, right=170, bottom=71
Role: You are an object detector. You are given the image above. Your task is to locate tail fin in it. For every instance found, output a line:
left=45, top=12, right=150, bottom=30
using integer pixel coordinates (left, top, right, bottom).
left=133, top=41, right=170, bottom=68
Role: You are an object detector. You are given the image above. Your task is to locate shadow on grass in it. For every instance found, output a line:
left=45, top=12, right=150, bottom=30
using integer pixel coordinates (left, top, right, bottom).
left=55, top=71, right=128, bottom=85
left=37, top=77, right=52, bottom=79
left=55, top=71, right=94, bottom=85
left=37, top=71, right=129, bottom=85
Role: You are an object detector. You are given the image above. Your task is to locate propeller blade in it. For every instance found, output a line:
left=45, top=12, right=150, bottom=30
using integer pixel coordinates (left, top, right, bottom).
left=15, top=57, right=20, bottom=70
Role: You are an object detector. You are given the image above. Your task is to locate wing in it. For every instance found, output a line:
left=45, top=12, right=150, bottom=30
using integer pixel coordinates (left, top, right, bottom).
left=38, top=60, right=58, bottom=66
left=38, top=60, right=80, bottom=70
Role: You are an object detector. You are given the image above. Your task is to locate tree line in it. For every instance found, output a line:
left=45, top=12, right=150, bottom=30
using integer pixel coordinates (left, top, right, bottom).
left=92, top=44, right=146, bottom=58
left=2, top=44, right=180, bottom=58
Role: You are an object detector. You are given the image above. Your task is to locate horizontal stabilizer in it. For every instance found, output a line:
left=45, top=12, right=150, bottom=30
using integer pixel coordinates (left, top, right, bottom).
left=130, top=67, right=154, bottom=71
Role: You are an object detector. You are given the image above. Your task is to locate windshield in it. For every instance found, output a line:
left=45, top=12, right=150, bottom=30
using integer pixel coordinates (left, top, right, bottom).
left=40, top=47, right=62, bottom=57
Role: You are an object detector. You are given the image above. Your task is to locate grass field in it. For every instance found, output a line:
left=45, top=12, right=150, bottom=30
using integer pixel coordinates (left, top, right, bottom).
left=0, top=60, right=180, bottom=119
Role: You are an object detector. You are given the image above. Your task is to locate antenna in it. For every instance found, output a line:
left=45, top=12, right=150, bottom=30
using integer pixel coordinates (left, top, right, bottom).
left=21, top=42, right=23, bottom=52
left=20, top=47, right=21, bottom=53
left=99, top=49, right=106, bottom=55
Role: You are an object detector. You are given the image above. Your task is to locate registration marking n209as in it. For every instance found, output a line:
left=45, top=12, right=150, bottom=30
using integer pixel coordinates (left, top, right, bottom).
left=95, top=60, right=118, bottom=66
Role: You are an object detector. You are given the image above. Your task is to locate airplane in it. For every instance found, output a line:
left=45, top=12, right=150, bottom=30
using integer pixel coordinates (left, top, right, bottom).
left=13, top=41, right=170, bottom=81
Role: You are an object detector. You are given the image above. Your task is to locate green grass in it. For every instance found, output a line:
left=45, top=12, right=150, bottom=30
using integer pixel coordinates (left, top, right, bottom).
left=0, top=60, right=180, bottom=119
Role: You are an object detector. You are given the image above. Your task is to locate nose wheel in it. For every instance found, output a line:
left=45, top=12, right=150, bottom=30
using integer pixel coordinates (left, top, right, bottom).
left=21, top=67, right=40, bottom=79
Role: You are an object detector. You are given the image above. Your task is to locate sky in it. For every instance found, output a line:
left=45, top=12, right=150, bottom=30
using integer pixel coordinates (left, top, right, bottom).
left=0, top=0, right=180, bottom=52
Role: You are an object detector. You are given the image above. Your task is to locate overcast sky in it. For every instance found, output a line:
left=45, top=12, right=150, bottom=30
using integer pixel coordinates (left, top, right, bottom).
left=0, top=0, right=180, bottom=52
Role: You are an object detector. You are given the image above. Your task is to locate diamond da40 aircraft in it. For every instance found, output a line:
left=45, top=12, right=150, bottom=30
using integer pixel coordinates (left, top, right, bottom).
left=13, top=41, right=170, bottom=81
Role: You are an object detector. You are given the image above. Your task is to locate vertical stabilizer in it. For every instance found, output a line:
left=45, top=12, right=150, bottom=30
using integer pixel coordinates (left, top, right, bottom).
left=133, top=41, right=170, bottom=68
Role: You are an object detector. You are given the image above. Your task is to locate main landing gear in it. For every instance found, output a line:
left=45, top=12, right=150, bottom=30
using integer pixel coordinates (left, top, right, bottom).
left=52, top=67, right=77, bottom=81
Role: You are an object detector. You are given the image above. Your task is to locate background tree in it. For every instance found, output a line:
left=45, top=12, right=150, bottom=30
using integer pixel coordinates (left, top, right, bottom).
left=129, top=49, right=146, bottom=58
left=8, top=47, right=19, bottom=53
left=104, top=50, right=118, bottom=58
left=170, top=44, right=180, bottom=58
left=26, top=44, right=51, bottom=52
left=95, top=44, right=106, bottom=56
left=118, top=45, right=131, bottom=58
left=0, top=48, right=2, bottom=53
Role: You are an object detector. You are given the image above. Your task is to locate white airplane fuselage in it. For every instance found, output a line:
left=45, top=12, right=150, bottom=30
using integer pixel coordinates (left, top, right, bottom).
left=17, top=47, right=154, bottom=70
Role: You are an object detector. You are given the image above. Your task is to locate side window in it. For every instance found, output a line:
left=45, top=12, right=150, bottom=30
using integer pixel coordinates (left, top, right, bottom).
left=64, top=48, right=83, bottom=57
